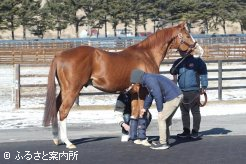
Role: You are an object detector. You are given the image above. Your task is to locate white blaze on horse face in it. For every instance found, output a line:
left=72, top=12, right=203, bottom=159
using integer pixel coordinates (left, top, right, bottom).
left=190, top=35, right=204, bottom=57
left=194, top=43, right=204, bottom=57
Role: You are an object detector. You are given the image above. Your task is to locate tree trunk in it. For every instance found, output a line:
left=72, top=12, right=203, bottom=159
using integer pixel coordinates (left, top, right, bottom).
left=205, top=19, right=209, bottom=34
left=97, top=28, right=100, bottom=38
left=240, top=23, right=244, bottom=34
left=57, top=30, right=60, bottom=39
left=222, top=20, right=226, bottom=34
left=11, top=30, right=15, bottom=40
left=23, top=25, right=26, bottom=40
left=144, top=23, right=147, bottom=36
left=135, top=19, right=138, bottom=37
left=124, top=23, right=127, bottom=37
left=104, top=16, right=107, bottom=37
left=75, top=22, right=79, bottom=38
left=153, top=20, right=156, bottom=33
left=113, top=24, right=117, bottom=37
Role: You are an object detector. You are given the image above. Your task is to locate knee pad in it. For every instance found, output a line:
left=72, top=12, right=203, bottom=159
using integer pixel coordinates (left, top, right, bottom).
left=129, top=119, right=138, bottom=140
left=138, top=118, right=147, bottom=140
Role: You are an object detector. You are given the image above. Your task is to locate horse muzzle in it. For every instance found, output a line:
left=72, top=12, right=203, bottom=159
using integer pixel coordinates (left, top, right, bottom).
left=192, top=43, right=204, bottom=57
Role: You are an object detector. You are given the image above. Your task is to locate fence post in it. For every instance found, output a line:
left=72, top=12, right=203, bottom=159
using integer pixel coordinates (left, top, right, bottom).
left=218, top=60, right=222, bottom=100
left=88, top=40, right=91, bottom=46
left=15, top=64, right=20, bottom=109
left=75, top=96, right=79, bottom=106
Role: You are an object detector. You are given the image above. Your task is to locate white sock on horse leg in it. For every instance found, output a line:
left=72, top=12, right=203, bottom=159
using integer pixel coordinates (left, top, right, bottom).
left=59, top=118, right=73, bottom=146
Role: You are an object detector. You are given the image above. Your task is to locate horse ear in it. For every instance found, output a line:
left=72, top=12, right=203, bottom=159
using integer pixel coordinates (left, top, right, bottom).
left=179, top=22, right=187, bottom=29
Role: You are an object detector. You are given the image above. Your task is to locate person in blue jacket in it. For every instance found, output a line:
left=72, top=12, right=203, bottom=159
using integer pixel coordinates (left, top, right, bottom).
left=129, top=69, right=183, bottom=150
left=170, top=51, right=208, bottom=139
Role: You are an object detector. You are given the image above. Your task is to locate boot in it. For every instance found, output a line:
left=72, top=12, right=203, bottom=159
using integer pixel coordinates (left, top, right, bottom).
left=177, top=128, right=190, bottom=138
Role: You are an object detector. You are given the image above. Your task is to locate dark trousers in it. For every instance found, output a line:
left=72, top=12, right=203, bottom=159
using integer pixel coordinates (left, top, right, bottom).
left=180, top=90, right=201, bottom=132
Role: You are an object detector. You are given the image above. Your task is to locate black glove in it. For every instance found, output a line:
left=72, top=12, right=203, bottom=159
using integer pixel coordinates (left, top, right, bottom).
left=170, top=67, right=177, bottom=75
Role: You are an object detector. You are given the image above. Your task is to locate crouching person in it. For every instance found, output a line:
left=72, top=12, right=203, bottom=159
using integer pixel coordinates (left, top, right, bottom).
left=114, top=91, right=152, bottom=146
left=129, top=69, right=183, bottom=150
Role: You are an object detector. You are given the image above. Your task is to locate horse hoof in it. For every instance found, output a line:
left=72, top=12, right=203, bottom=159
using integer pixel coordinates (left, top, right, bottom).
left=53, top=139, right=60, bottom=145
left=66, top=144, right=76, bottom=149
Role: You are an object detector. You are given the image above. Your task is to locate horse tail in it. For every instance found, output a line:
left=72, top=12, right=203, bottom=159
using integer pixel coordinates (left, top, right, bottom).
left=43, top=58, right=57, bottom=127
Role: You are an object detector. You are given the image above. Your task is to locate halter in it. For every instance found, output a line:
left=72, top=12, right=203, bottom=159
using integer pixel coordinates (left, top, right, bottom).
left=169, top=33, right=197, bottom=72
left=177, top=33, right=197, bottom=56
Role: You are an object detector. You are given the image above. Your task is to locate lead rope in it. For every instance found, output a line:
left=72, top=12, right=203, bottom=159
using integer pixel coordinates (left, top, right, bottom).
left=199, top=92, right=207, bottom=107
left=181, top=92, right=207, bottom=107
left=171, top=53, right=190, bottom=72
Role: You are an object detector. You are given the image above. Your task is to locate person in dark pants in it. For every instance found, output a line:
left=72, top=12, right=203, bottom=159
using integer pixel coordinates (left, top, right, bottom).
left=114, top=91, right=152, bottom=146
left=129, top=69, right=183, bottom=150
left=170, top=51, right=208, bottom=139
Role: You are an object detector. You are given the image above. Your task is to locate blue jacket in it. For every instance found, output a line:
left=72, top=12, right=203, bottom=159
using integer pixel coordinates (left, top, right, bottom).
left=140, top=73, right=182, bottom=112
left=170, top=56, right=208, bottom=91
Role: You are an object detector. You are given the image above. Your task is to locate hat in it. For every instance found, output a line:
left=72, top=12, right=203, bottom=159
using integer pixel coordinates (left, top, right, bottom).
left=130, top=69, right=145, bottom=84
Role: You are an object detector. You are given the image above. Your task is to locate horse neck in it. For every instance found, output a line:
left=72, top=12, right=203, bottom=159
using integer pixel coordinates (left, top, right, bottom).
left=136, top=28, right=176, bottom=66
left=152, top=42, right=171, bottom=66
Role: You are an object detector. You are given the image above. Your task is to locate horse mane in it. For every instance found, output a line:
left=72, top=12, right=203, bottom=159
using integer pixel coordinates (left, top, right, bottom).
left=133, top=25, right=179, bottom=49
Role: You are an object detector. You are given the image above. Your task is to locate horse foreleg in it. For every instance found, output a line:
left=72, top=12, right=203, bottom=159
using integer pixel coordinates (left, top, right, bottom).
left=131, top=99, right=140, bottom=119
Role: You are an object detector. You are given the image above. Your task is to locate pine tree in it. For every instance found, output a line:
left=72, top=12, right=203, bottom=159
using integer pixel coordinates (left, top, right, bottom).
left=211, top=0, right=241, bottom=34
left=65, top=0, right=86, bottom=38
left=237, top=0, right=246, bottom=33
left=42, top=0, right=71, bottom=39
left=18, top=0, right=42, bottom=40
left=0, top=0, right=22, bottom=40
left=107, top=0, right=122, bottom=37
left=117, top=0, right=134, bottom=37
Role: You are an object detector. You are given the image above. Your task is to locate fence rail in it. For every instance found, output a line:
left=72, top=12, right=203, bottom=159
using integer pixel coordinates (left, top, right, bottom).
left=12, top=59, right=246, bottom=109
left=1, top=36, right=246, bottom=64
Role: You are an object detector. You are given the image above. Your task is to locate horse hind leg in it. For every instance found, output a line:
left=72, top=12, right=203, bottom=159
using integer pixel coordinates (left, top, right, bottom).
left=52, top=116, right=59, bottom=145
left=58, top=90, right=80, bottom=149
left=60, top=118, right=75, bottom=149
left=52, top=92, right=61, bottom=146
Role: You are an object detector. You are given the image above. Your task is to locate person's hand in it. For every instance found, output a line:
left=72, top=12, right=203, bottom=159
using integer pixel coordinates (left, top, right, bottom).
left=122, top=123, right=130, bottom=131
left=200, top=88, right=206, bottom=94
left=139, top=108, right=146, bottom=118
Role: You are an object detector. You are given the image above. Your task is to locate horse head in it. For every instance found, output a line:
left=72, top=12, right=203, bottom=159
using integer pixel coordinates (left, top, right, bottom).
left=170, top=22, right=204, bottom=58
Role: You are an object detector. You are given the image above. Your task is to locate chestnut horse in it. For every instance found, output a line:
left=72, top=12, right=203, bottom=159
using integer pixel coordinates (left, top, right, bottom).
left=43, top=22, right=204, bottom=149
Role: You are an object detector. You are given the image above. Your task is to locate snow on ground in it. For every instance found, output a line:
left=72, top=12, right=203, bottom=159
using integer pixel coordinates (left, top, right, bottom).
left=0, top=101, right=246, bottom=130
